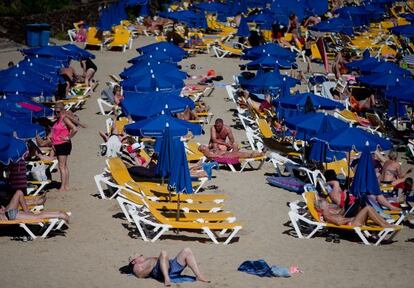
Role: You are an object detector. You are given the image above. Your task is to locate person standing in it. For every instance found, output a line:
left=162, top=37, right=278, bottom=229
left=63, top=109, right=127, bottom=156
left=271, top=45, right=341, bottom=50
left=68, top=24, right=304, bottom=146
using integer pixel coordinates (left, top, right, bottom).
left=51, top=103, right=78, bottom=192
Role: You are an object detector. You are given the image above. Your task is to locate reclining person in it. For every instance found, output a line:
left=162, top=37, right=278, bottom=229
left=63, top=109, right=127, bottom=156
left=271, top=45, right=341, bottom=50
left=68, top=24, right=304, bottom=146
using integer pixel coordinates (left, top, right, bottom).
left=198, top=144, right=264, bottom=159
left=315, top=197, right=395, bottom=228
left=0, top=190, right=70, bottom=222
left=127, top=248, right=209, bottom=286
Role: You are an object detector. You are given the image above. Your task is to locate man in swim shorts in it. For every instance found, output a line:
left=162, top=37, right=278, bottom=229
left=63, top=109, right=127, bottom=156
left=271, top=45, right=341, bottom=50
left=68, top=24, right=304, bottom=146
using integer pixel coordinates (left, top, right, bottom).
left=128, top=248, right=209, bottom=286
left=209, top=118, right=238, bottom=152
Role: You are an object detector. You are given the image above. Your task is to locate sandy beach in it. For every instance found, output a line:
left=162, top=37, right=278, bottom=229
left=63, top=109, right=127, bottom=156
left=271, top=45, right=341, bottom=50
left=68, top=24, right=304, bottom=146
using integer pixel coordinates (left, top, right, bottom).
left=0, top=36, right=413, bottom=288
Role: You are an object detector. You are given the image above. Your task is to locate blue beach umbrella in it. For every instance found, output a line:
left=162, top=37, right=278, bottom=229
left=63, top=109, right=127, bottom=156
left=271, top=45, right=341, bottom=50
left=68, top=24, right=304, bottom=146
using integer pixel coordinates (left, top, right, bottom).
left=385, top=81, right=414, bottom=104
left=347, top=56, right=381, bottom=70
left=310, top=17, right=354, bottom=35
left=120, top=66, right=187, bottom=80
left=121, top=73, right=184, bottom=92
left=390, top=24, right=414, bottom=38
left=124, top=111, right=202, bottom=137
left=366, top=62, right=411, bottom=76
left=245, top=54, right=294, bottom=69
left=285, top=112, right=348, bottom=140
left=0, top=135, right=28, bottom=165
left=240, top=71, right=299, bottom=92
left=22, top=46, right=72, bottom=61
left=349, top=142, right=381, bottom=197
left=168, top=139, right=193, bottom=194
left=315, top=126, right=392, bottom=152
left=358, top=72, right=412, bottom=88
left=128, top=50, right=177, bottom=64
left=243, top=43, right=296, bottom=61
left=0, top=73, right=55, bottom=97
left=120, top=61, right=180, bottom=78
left=402, top=13, right=414, bottom=22
left=62, top=44, right=96, bottom=60
left=137, top=42, right=186, bottom=59
left=309, top=141, right=346, bottom=163
left=159, top=10, right=208, bottom=29
left=0, top=117, right=45, bottom=139
left=121, top=93, right=195, bottom=119
left=277, top=93, right=345, bottom=111
left=236, top=17, right=250, bottom=37
left=154, top=126, right=175, bottom=178
left=0, top=96, right=53, bottom=118
left=195, top=2, right=229, bottom=14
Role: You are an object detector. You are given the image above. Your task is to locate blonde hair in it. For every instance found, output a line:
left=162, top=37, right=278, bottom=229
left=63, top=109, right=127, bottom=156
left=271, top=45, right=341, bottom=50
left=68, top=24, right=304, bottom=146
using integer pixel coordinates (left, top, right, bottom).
left=388, top=151, right=398, bottom=161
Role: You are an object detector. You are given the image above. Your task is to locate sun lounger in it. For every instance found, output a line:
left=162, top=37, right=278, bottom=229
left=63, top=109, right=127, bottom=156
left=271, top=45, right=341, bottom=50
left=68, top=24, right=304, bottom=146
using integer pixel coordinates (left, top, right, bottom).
left=212, top=44, right=243, bottom=58
left=84, top=27, right=103, bottom=50
left=128, top=196, right=241, bottom=244
left=107, top=28, right=132, bottom=52
left=288, top=192, right=401, bottom=246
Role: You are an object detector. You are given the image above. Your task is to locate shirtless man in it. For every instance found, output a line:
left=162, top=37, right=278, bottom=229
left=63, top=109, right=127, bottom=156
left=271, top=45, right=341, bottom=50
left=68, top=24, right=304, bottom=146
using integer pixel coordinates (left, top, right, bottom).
left=209, top=118, right=238, bottom=151
left=128, top=248, right=209, bottom=286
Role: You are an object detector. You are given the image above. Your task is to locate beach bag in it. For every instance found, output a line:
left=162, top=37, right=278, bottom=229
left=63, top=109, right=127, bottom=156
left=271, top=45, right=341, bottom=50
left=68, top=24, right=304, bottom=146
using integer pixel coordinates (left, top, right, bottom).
left=266, top=176, right=305, bottom=194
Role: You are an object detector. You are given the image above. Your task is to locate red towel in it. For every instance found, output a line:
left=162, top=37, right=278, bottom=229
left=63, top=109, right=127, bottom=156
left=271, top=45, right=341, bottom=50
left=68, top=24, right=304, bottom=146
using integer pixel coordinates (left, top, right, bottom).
left=214, top=156, right=240, bottom=165
left=18, top=102, right=42, bottom=112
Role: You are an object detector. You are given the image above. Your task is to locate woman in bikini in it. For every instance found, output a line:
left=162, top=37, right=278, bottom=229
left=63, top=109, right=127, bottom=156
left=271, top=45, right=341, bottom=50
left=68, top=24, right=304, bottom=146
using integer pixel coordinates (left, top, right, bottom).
left=198, top=144, right=264, bottom=159
left=315, top=198, right=395, bottom=228
left=381, top=151, right=412, bottom=186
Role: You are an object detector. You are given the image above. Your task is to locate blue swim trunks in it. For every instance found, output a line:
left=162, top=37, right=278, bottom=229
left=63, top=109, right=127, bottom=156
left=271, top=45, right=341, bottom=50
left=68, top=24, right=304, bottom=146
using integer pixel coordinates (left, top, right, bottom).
left=149, top=257, right=186, bottom=282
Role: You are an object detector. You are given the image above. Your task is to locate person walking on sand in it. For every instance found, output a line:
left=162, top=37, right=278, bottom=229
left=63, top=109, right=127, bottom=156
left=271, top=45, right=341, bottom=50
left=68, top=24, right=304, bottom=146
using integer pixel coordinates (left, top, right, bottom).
left=51, top=103, right=78, bottom=192
left=128, top=248, right=209, bottom=286
left=209, top=118, right=238, bottom=152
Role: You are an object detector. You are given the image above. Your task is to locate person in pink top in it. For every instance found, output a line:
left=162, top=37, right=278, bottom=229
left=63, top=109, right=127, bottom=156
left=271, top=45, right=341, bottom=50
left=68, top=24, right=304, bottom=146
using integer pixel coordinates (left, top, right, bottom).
left=51, top=103, right=78, bottom=192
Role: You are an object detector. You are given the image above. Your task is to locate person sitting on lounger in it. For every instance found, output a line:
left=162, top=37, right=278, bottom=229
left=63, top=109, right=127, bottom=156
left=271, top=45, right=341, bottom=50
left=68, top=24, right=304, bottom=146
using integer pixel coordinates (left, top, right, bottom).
left=0, top=190, right=70, bottom=222
left=176, top=107, right=198, bottom=121
left=199, top=144, right=264, bottom=159
left=209, top=118, right=238, bottom=152
left=127, top=248, right=209, bottom=286
left=315, top=197, right=395, bottom=228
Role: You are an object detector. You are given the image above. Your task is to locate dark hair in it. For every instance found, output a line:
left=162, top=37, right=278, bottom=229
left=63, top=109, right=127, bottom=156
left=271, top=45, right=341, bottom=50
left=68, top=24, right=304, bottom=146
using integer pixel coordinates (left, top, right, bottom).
left=119, top=263, right=133, bottom=275
left=324, top=169, right=338, bottom=182
left=215, top=118, right=224, bottom=124
left=329, top=88, right=340, bottom=97
left=7, top=61, right=14, bottom=67
left=289, top=13, right=296, bottom=20
left=405, top=177, right=413, bottom=189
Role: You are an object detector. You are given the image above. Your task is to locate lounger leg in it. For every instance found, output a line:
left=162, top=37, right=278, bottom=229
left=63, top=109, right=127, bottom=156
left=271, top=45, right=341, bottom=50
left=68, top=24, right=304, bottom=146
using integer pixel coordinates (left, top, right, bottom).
left=19, top=224, right=38, bottom=240
left=288, top=211, right=304, bottom=238
left=117, top=197, right=133, bottom=223
left=354, top=227, right=371, bottom=245
left=193, top=178, right=207, bottom=193
left=203, top=228, right=220, bottom=244
left=131, top=213, right=150, bottom=242
left=40, top=219, right=59, bottom=238
left=228, top=164, right=237, bottom=173
left=223, top=227, right=241, bottom=245
left=94, top=174, right=107, bottom=199
left=151, top=226, right=169, bottom=242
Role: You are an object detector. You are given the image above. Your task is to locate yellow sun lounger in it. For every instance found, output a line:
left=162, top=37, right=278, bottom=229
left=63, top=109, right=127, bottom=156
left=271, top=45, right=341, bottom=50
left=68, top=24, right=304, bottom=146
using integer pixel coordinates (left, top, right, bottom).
left=288, top=192, right=401, bottom=246
left=212, top=44, right=243, bottom=58
left=107, top=28, right=132, bottom=52
left=0, top=217, right=67, bottom=240
left=84, top=27, right=103, bottom=50
left=128, top=196, right=242, bottom=244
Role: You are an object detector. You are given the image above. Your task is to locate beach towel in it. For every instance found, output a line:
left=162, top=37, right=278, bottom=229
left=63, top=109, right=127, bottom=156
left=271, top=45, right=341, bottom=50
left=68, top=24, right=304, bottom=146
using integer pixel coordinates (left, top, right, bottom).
left=202, top=161, right=219, bottom=180
left=18, top=102, right=43, bottom=112
left=214, top=156, right=240, bottom=165
left=266, top=176, right=305, bottom=194
left=238, top=260, right=291, bottom=278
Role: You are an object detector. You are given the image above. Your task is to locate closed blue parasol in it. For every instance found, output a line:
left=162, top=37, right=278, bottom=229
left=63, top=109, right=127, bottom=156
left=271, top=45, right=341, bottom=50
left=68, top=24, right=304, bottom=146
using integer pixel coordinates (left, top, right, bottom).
left=154, top=126, right=175, bottom=178
left=0, top=135, right=27, bottom=165
left=168, top=139, right=193, bottom=194
left=236, top=17, right=250, bottom=37
left=121, top=93, right=195, bottom=119
left=349, top=142, right=381, bottom=197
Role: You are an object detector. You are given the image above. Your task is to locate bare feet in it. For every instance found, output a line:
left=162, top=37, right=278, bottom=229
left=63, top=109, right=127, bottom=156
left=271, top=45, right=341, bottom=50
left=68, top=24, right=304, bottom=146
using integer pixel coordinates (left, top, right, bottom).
left=164, top=278, right=171, bottom=287
left=60, top=212, right=71, bottom=223
left=196, top=276, right=210, bottom=283
left=57, top=188, right=68, bottom=193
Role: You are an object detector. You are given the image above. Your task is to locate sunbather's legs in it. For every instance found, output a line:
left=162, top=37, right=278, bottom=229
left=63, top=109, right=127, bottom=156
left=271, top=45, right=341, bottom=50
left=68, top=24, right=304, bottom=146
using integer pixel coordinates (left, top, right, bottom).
left=175, top=248, right=209, bottom=282
left=352, top=206, right=394, bottom=228
left=85, top=68, right=96, bottom=87
left=24, top=195, right=46, bottom=206
left=57, top=155, right=69, bottom=192
left=6, top=190, right=29, bottom=212
left=375, top=194, right=401, bottom=211
left=158, top=251, right=171, bottom=286
left=15, top=210, right=70, bottom=223
left=226, top=151, right=264, bottom=158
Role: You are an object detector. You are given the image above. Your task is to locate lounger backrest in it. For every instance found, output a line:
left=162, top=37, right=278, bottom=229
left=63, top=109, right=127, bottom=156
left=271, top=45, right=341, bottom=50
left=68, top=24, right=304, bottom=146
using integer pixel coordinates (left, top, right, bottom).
left=257, top=119, right=273, bottom=139
left=304, top=192, right=321, bottom=222
left=101, top=87, right=115, bottom=104
left=115, top=117, right=129, bottom=133
left=108, top=157, right=134, bottom=186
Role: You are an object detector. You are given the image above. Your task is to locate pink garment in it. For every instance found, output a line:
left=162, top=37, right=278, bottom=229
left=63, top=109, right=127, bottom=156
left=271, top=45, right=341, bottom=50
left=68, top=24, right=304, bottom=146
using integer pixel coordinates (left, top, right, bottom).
left=51, top=116, right=70, bottom=145
left=75, top=29, right=87, bottom=42
left=214, top=156, right=240, bottom=165
left=18, top=102, right=42, bottom=112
